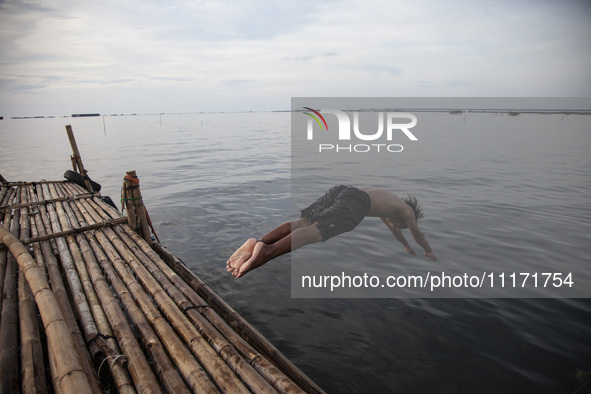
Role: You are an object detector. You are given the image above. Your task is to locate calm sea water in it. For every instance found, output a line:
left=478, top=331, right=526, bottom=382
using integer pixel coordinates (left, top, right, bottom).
left=1, top=112, right=590, bottom=393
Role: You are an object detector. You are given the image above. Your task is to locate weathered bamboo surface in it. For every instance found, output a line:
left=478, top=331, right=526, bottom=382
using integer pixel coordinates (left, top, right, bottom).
left=0, top=178, right=324, bottom=394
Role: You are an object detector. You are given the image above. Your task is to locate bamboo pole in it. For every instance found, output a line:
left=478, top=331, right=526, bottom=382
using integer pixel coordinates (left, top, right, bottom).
left=101, top=228, right=226, bottom=393
left=30, top=189, right=101, bottom=394
left=0, top=224, right=93, bottom=394
left=0, top=244, right=5, bottom=326
left=88, top=228, right=202, bottom=393
left=0, top=193, right=14, bottom=326
left=113, top=225, right=280, bottom=393
left=0, top=189, right=21, bottom=394
left=67, top=180, right=322, bottom=392
left=25, top=178, right=72, bottom=394
left=0, top=192, right=99, bottom=212
left=84, top=188, right=314, bottom=393
left=18, top=187, right=47, bottom=394
left=47, top=184, right=135, bottom=392
left=34, top=184, right=59, bottom=255
left=94, top=233, right=191, bottom=393
left=98, top=226, right=249, bottom=393
left=82, top=197, right=301, bottom=392
left=30, top=182, right=100, bottom=393
left=27, top=195, right=54, bottom=392
left=61, top=208, right=131, bottom=374
left=0, top=187, right=7, bottom=208
left=65, top=125, right=93, bottom=193
left=73, top=198, right=228, bottom=393
left=0, top=254, right=18, bottom=393
left=40, top=184, right=106, bottom=374
left=46, top=184, right=108, bottom=353
left=0, top=228, right=6, bottom=326
left=48, top=349, right=63, bottom=394
left=120, top=226, right=303, bottom=394
left=21, top=217, right=128, bottom=245
left=93, top=195, right=122, bottom=220
left=77, top=230, right=161, bottom=394
left=0, top=187, right=15, bottom=207
left=54, top=184, right=137, bottom=394
left=67, top=186, right=194, bottom=393
left=18, top=269, right=46, bottom=394
left=152, top=243, right=326, bottom=394
left=29, top=216, right=61, bottom=394
left=2, top=181, right=67, bottom=188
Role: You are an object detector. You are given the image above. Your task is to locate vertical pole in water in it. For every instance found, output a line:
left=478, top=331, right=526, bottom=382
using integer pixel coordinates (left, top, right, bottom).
left=122, top=171, right=153, bottom=244
left=65, top=125, right=93, bottom=193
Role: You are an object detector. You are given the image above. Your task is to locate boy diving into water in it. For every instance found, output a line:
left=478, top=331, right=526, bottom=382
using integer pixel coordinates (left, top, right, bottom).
left=226, top=185, right=437, bottom=278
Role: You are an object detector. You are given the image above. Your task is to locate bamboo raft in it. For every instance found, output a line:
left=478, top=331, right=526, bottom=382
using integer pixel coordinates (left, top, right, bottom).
left=0, top=127, right=324, bottom=394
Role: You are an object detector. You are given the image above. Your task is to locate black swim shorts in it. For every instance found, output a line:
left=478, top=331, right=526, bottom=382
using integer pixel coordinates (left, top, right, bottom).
left=300, top=185, right=371, bottom=241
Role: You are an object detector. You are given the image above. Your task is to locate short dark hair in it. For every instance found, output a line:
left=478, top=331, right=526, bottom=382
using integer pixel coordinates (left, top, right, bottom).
left=402, top=194, right=424, bottom=221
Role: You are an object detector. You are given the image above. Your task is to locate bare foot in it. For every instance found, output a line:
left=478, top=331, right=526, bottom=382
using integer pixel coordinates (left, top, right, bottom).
left=226, top=238, right=257, bottom=274
left=235, top=241, right=268, bottom=278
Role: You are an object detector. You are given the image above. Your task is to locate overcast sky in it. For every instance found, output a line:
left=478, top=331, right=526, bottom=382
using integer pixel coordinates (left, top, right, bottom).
left=1, top=0, right=590, bottom=116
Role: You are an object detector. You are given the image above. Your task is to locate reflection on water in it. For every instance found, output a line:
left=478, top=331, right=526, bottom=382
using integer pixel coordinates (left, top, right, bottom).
left=1, top=112, right=589, bottom=393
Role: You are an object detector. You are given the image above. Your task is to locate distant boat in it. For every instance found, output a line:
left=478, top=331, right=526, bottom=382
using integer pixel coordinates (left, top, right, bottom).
left=72, top=113, right=100, bottom=117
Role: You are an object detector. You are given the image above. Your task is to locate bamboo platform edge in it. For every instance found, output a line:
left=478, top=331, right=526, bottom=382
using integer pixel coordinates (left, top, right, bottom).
left=152, top=242, right=326, bottom=394
left=0, top=125, right=325, bottom=394
left=0, top=178, right=326, bottom=394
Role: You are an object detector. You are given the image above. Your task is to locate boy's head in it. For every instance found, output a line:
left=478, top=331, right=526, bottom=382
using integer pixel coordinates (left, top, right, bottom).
left=402, top=194, right=424, bottom=221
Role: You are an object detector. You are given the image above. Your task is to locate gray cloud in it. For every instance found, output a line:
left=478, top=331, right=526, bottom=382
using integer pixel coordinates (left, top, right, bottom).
left=0, top=74, right=62, bottom=92
left=0, top=0, right=589, bottom=116
left=222, top=79, right=257, bottom=86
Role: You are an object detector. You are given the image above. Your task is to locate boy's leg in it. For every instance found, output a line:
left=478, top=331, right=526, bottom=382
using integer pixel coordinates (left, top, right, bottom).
left=259, top=217, right=311, bottom=244
left=232, top=224, right=323, bottom=278
left=226, top=218, right=311, bottom=273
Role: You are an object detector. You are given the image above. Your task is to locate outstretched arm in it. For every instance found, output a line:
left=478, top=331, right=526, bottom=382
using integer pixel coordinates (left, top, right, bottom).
left=380, top=217, right=417, bottom=256
left=407, top=221, right=437, bottom=261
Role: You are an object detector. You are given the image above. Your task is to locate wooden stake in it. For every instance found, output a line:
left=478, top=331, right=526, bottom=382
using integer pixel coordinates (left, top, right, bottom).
left=121, top=171, right=153, bottom=244
left=65, top=125, right=93, bottom=193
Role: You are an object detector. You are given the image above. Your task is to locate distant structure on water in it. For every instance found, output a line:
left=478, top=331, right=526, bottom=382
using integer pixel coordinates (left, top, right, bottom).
left=72, top=113, right=101, bottom=117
